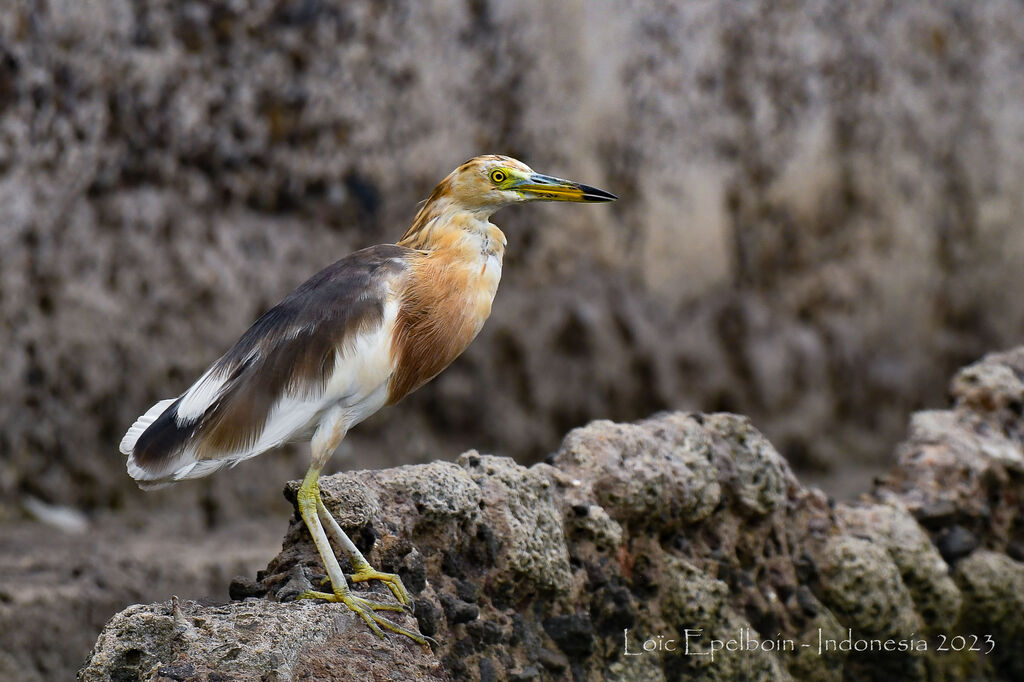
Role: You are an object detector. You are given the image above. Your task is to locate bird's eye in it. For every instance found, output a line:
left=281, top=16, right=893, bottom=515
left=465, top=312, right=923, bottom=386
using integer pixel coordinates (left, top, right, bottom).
left=489, top=169, right=507, bottom=184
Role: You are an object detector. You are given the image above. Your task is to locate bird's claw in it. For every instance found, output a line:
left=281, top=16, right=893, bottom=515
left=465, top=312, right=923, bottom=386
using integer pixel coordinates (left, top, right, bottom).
left=313, top=566, right=414, bottom=614
left=297, top=589, right=404, bottom=612
left=349, top=568, right=414, bottom=613
left=296, top=589, right=429, bottom=645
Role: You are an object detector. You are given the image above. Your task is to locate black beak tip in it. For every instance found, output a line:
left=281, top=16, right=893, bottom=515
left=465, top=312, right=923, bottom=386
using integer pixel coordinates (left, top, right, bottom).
left=580, top=184, right=618, bottom=202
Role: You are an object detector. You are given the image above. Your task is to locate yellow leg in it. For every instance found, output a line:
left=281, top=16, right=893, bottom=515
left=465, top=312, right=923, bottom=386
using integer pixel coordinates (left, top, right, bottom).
left=316, top=497, right=413, bottom=609
left=295, top=465, right=428, bottom=646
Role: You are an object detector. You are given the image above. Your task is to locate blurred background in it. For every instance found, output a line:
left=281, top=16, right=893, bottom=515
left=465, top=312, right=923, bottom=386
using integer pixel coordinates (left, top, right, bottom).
left=1, top=0, right=1023, bottom=677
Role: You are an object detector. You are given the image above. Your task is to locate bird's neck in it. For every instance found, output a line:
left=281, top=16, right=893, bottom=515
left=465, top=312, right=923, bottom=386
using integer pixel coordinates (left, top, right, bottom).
left=387, top=202, right=506, bottom=403
left=398, top=200, right=506, bottom=264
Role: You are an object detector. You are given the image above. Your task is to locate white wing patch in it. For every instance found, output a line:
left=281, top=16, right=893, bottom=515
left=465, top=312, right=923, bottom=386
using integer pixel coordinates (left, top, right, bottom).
left=119, top=398, right=177, bottom=455
left=242, top=296, right=399, bottom=458
left=126, top=297, right=400, bottom=487
left=322, top=297, right=399, bottom=426
left=175, top=366, right=229, bottom=424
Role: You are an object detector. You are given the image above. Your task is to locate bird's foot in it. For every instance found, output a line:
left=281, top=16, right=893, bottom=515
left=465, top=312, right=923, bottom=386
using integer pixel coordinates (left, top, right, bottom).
left=312, top=570, right=413, bottom=612
left=296, top=589, right=431, bottom=646
left=349, top=567, right=413, bottom=611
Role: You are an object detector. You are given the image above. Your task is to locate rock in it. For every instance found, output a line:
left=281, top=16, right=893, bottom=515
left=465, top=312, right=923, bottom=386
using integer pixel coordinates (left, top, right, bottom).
left=703, top=413, right=793, bottom=516
left=837, top=503, right=962, bottom=631
left=377, top=460, right=482, bottom=525
left=565, top=503, right=623, bottom=554
left=0, top=515, right=280, bottom=682
left=81, top=347, right=1024, bottom=681
left=456, top=453, right=573, bottom=596
left=658, top=556, right=794, bottom=681
left=552, top=415, right=722, bottom=529
left=226, top=576, right=267, bottom=601
left=936, top=525, right=979, bottom=563
left=817, top=535, right=922, bottom=639
left=949, top=349, right=1024, bottom=415
left=542, top=614, right=595, bottom=659
left=954, top=551, right=1024, bottom=681
left=77, top=598, right=442, bottom=682
left=880, top=348, right=1024, bottom=562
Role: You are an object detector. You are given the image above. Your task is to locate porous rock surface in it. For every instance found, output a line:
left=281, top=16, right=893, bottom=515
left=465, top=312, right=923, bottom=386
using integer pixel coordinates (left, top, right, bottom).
left=81, top=349, right=1024, bottom=681
left=0, top=515, right=281, bottom=682
left=5, top=0, right=1024, bottom=521
left=81, top=598, right=442, bottom=682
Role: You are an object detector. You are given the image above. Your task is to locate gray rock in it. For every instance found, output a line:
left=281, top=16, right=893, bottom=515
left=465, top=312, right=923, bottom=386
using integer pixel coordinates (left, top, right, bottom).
left=816, top=536, right=923, bottom=640
left=880, top=349, right=1024, bottom=566
left=815, top=536, right=928, bottom=681
left=837, top=503, right=962, bottom=632
left=950, top=349, right=1024, bottom=415
left=81, top=377, right=1024, bottom=681
left=658, top=556, right=794, bottom=681
left=377, top=460, right=482, bottom=526
left=936, top=525, right=978, bottom=563
left=564, top=503, right=623, bottom=554
left=0, top=515, right=281, bottom=682
left=954, top=551, right=1024, bottom=681
left=457, top=453, right=573, bottom=595
left=703, top=413, right=793, bottom=516
left=66, top=346, right=1024, bottom=679
left=552, top=415, right=721, bottom=529
left=78, top=598, right=441, bottom=682
left=287, top=473, right=383, bottom=529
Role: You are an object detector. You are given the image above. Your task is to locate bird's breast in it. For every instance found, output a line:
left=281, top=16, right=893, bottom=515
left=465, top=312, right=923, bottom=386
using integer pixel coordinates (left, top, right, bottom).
left=387, top=246, right=503, bottom=404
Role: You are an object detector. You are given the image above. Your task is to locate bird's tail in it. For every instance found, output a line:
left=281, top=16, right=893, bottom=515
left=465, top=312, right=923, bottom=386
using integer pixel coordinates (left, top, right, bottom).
left=119, top=398, right=177, bottom=456
left=122, top=396, right=242, bottom=489
left=121, top=398, right=183, bottom=489
left=121, top=397, right=212, bottom=489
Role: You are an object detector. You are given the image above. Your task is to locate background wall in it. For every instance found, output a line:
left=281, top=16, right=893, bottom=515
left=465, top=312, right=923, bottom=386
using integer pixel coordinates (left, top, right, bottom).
left=2, top=0, right=1024, bottom=524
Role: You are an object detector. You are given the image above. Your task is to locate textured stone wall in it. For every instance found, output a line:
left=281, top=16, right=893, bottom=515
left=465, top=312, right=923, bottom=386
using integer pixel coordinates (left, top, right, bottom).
left=78, top=347, right=1024, bottom=681
left=3, top=0, right=1024, bottom=517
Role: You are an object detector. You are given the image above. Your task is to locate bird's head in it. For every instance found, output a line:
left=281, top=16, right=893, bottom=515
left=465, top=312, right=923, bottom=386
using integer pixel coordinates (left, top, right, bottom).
left=438, top=155, right=617, bottom=213
left=400, top=155, right=616, bottom=248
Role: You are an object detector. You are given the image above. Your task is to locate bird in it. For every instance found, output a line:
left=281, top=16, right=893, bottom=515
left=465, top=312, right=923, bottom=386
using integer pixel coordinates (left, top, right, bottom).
left=120, top=154, right=616, bottom=645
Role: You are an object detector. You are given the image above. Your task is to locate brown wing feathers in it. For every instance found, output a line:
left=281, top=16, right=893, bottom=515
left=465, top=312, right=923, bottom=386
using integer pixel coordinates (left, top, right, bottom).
left=131, top=245, right=409, bottom=472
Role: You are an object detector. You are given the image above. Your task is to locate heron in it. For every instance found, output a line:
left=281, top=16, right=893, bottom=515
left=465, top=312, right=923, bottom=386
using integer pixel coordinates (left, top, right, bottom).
left=120, top=155, right=616, bottom=644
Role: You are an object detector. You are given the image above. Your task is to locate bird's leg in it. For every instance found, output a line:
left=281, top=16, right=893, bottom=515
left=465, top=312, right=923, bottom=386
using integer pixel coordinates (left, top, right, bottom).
left=293, top=418, right=427, bottom=646
left=295, top=465, right=427, bottom=645
left=315, top=497, right=413, bottom=609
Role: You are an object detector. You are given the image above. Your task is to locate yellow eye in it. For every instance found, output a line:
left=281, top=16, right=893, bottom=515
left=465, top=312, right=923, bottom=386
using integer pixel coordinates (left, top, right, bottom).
left=489, top=169, right=507, bottom=184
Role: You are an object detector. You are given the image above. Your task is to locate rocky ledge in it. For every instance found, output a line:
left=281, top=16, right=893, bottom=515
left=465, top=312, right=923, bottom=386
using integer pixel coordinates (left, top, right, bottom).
left=80, top=348, right=1024, bottom=681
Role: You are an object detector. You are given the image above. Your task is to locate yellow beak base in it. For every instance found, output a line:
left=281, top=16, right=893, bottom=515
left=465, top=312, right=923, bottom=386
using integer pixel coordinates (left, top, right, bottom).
left=516, top=173, right=617, bottom=203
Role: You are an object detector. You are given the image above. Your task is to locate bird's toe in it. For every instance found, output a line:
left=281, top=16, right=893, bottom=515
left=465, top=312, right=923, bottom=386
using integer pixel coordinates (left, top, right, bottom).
left=349, top=568, right=413, bottom=608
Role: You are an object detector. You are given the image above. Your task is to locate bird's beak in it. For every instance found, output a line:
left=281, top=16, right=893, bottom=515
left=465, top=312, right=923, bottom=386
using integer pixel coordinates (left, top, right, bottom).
left=515, top=173, right=617, bottom=203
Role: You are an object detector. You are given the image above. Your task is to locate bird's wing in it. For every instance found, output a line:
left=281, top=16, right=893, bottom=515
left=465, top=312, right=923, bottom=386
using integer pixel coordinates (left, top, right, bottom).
left=123, top=244, right=412, bottom=485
